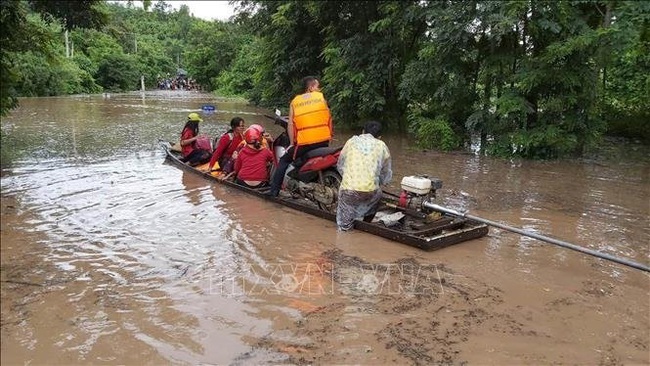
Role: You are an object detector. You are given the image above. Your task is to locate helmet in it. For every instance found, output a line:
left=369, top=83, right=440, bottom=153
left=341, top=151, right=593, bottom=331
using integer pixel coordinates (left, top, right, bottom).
left=249, top=124, right=265, bottom=134
left=187, top=112, right=202, bottom=122
left=244, top=127, right=261, bottom=144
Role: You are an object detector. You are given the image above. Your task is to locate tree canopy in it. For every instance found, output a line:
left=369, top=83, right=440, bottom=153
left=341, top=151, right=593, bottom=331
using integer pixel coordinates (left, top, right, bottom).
left=1, top=0, right=648, bottom=158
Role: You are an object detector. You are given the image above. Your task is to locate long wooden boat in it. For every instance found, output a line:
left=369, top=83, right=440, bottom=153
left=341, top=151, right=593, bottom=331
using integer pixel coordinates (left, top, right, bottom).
left=161, top=142, right=488, bottom=250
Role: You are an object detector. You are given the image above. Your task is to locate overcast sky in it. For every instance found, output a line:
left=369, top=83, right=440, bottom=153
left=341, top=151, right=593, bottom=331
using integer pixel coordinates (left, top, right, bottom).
left=166, top=1, right=236, bottom=21
left=112, top=1, right=237, bottom=21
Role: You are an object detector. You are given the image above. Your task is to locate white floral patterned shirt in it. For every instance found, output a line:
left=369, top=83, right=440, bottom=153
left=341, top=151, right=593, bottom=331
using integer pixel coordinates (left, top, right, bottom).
left=337, top=133, right=392, bottom=192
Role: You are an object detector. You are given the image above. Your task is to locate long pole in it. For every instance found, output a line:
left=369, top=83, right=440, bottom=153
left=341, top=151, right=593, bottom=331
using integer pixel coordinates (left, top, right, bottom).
left=423, top=202, right=650, bottom=273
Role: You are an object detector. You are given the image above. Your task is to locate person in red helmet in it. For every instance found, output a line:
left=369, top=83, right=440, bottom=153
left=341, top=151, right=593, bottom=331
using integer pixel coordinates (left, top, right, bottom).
left=249, top=124, right=265, bottom=135
left=233, top=126, right=274, bottom=188
left=235, top=123, right=273, bottom=150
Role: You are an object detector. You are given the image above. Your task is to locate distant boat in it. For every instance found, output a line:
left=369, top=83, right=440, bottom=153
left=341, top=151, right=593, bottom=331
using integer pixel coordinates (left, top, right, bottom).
left=202, top=105, right=216, bottom=112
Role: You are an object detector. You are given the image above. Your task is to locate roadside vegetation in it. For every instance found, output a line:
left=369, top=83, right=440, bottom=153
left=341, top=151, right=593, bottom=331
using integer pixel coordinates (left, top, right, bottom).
left=1, top=1, right=648, bottom=158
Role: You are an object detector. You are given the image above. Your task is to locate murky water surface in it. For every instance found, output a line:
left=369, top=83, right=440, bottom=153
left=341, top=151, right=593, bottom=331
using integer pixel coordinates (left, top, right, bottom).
left=1, top=91, right=648, bottom=364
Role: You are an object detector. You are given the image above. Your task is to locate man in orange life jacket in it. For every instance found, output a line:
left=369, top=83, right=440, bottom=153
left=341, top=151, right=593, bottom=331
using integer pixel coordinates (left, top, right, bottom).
left=267, top=76, right=333, bottom=197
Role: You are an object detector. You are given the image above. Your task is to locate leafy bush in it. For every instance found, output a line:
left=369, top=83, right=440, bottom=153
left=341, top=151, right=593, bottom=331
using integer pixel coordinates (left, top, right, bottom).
left=411, top=115, right=461, bottom=151
left=604, top=111, right=650, bottom=142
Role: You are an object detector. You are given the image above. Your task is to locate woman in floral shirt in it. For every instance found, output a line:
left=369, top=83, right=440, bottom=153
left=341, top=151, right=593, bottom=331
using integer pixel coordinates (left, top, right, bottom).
left=336, top=121, right=392, bottom=231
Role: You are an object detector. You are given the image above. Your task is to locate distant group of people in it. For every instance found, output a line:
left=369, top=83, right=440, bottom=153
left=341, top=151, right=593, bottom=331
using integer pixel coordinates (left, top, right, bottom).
left=178, top=75, right=392, bottom=232
left=158, top=75, right=200, bottom=91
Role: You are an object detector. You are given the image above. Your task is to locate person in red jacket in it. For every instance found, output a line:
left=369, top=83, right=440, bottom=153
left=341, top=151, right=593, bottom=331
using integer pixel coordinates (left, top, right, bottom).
left=179, top=112, right=211, bottom=166
left=206, top=117, right=245, bottom=173
left=234, top=127, right=274, bottom=188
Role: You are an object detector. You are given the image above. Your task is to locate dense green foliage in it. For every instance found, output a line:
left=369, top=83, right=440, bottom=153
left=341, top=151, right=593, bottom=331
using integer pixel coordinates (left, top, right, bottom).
left=1, top=0, right=647, bottom=158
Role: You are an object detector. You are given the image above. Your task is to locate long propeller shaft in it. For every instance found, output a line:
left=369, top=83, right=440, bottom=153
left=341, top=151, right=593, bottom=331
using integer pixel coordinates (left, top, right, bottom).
left=423, top=202, right=650, bottom=273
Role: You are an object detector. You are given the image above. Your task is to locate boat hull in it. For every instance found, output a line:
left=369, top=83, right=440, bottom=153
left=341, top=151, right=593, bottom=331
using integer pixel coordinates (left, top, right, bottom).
left=162, top=142, right=488, bottom=251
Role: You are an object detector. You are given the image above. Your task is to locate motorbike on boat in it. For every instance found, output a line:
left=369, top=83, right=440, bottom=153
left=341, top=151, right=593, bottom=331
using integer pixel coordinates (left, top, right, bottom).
left=265, top=112, right=342, bottom=213
left=263, top=111, right=443, bottom=218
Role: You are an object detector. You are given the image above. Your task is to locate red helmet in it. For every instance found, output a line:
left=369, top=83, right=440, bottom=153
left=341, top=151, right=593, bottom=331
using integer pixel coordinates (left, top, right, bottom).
left=244, top=127, right=261, bottom=144
left=249, top=124, right=265, bottom=134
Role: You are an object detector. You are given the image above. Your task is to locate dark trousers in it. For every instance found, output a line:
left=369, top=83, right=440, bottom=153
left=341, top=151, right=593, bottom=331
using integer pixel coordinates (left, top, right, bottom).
left=181, top=149, right=211, bottom=166
left=269, top=141, right=329, bottom=195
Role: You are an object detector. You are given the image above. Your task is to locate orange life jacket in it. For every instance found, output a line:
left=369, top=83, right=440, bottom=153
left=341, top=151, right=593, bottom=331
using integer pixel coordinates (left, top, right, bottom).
left=291, top=91, right=332, bottom=146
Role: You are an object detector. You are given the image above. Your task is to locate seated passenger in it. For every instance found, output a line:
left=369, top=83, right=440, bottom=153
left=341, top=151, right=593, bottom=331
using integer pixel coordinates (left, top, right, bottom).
left=233, top=124, right=273, bottom=151
left=179, top=112, right=211, bottom=166
left=206, top=117, right=245, bottom=174
left=234, top=127, right=274, bottom=188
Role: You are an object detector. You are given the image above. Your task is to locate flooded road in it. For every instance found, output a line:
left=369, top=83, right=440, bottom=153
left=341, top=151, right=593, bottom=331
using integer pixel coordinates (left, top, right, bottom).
left=1, top=91, right=648, bottom=365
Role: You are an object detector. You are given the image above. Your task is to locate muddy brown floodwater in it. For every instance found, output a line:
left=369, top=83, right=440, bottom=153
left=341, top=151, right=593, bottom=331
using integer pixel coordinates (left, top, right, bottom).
left=1, top=91, right=648, bottom=365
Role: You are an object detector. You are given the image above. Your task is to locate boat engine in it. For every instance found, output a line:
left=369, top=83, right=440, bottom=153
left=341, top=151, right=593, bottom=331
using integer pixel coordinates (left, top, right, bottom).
left=398, top=175, right=443, bottom=213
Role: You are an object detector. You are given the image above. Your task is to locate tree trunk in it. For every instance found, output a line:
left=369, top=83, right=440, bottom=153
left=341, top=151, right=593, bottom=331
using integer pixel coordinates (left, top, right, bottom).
left=601, top=2, right=613, bottom=92
left=65, top=30, right=70, bottom=58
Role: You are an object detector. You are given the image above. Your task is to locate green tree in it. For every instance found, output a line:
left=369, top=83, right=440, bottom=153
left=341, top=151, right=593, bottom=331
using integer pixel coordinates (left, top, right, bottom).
left=27, top=0, right=109, bottom=30
left=239, top=1, right=327, bottom=108
left=0, top=0, right=108, bottom=116
left=183, top=20, right=241, bottom=90
left=602, top=1, right=650, bottom=141
left=4, top=0, right=647, bottom=156
left=319, top=1, right=426, bottom=130
left=95, top=53, right=141, bottom=91
left=400, top=1, right=483, bottom=149
left=215, top=35, right=261, bottom=97
left=1, top=1, right=38, bottom=114
left=400, top=1, right=619, bottom=157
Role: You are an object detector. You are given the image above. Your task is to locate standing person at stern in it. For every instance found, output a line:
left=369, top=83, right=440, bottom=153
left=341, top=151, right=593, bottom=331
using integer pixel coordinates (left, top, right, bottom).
left=336, top=121, right=392, bottom=231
